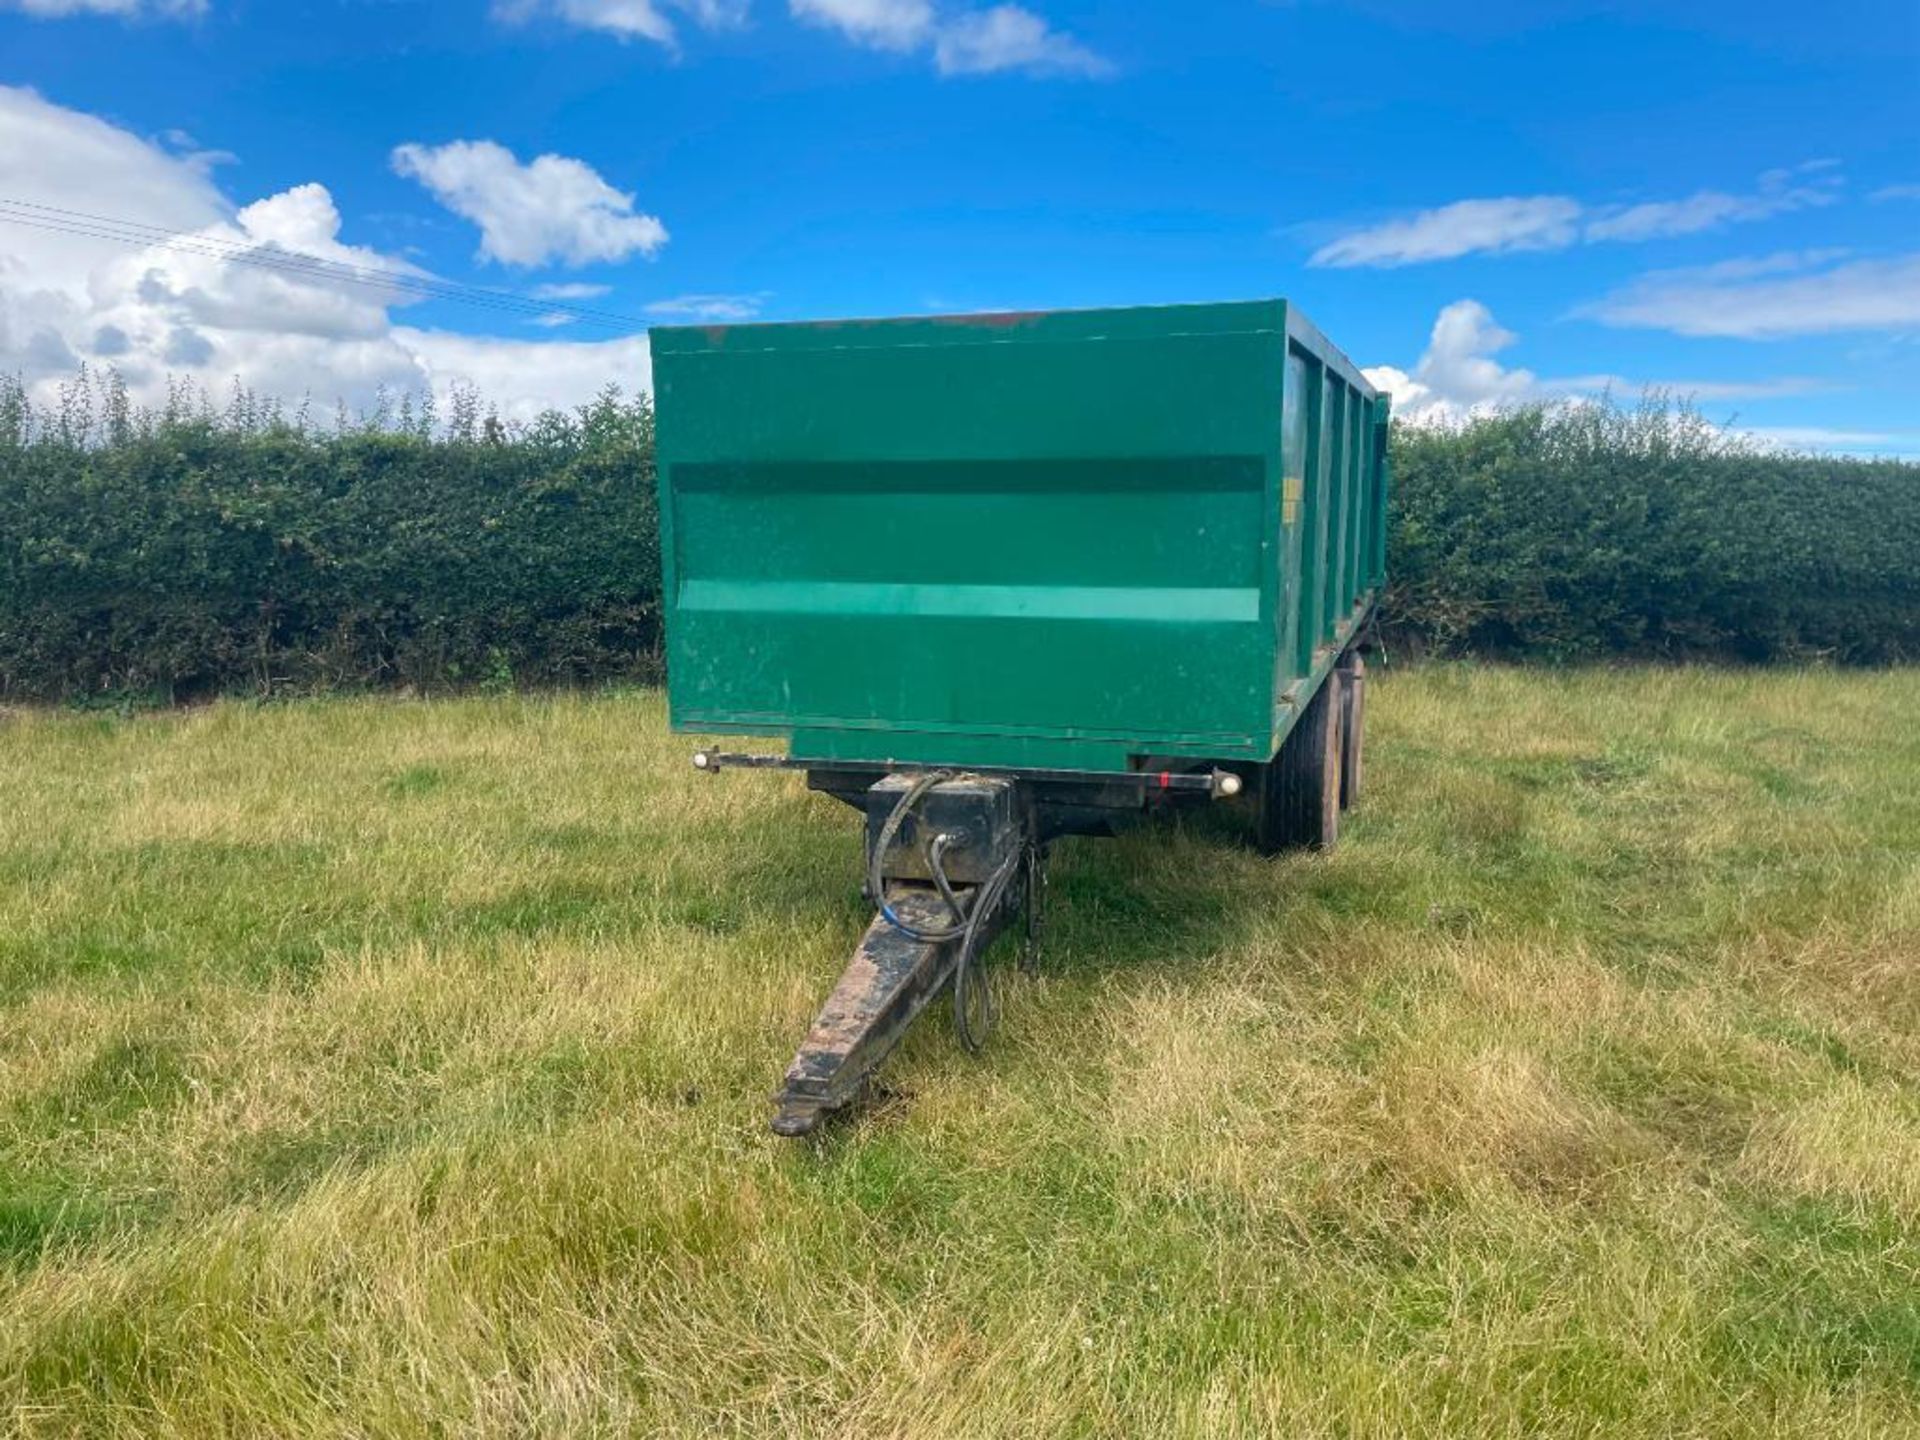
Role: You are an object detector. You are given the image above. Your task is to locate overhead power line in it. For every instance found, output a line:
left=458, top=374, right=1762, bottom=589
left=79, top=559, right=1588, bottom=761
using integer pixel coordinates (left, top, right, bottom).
left=0, top=195, right=650, bottom=334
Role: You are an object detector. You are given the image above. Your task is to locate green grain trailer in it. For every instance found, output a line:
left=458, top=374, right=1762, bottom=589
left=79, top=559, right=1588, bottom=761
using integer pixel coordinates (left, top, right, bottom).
left=654, top=299, right=1388, bottom=1133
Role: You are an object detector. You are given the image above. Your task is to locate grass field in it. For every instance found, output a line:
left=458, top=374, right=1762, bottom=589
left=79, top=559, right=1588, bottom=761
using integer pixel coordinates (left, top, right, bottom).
left=2, top=666, right=1918, bottom=1437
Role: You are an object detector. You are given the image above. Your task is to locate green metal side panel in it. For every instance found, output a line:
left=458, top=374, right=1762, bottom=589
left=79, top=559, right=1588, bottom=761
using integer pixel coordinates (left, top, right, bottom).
left=654, top=300, right=1386, bottom=774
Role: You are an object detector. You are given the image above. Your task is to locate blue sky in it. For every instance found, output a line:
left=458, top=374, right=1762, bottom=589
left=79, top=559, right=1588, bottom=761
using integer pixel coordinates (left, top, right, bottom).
left=1, top=0, right=1916, bottom=450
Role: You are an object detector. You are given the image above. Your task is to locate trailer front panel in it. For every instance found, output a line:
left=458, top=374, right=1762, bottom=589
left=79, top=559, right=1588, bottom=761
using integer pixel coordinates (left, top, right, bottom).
left=653, top=300, right=1387, bottom=775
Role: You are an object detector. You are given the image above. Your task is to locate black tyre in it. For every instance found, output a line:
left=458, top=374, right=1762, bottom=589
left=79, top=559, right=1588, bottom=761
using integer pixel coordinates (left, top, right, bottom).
left=1338, top=649, right=1366, bottom=810
left=1256, top=668, right=1344, bottom=854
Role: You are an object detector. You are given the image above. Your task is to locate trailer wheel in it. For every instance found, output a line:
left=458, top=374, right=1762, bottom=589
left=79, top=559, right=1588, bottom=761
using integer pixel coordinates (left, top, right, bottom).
left=1256, top=669, right=1344, bottom=854
left=1338, top=650, right=1366, bottom=810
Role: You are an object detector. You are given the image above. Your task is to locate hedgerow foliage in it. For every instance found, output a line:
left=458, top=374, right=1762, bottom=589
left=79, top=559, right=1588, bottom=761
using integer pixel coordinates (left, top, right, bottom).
left=0, top=370, right=659, bottom=702
left=1386, top=399, right=1920, bottom=663
left=2, top=372, right=1916, bottom=704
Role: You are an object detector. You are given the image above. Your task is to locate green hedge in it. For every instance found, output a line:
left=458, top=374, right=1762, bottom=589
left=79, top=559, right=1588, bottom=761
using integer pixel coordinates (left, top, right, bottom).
left=1, top=373, right=660, bottom=702
left=3, top=373, right=1916, bottom=705
left=1386, top=400, right=1920, bottom=664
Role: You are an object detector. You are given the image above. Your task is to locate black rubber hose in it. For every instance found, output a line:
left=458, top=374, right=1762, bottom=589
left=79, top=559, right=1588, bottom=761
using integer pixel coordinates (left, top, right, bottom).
left=865, top=768, right=1019, bottom=1049
left=952, top=842, right=1022, bottom=1052
left=869, top=771, right=974, bottom=943
left=926, top=831, right=968, bottom=928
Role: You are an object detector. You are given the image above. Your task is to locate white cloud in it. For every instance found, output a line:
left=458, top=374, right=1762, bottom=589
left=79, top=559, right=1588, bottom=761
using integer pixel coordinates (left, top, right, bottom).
left=399, top=328, right=653, bottom=421
left=0, top=86, right=228, bottom=261
left=791, top=0, right=933, bottom=49
left=933, top=5, right=1109, bottom=75
left=1870, top=183, right=1920, bottom=203
left=644, top=291, right=768, bottom=321
left=492, top=0, right=747, bottom=48
left=1644, top=247, right=1851, bottom=284
left=1363, top=301, right=1547, bottom=423
left=1363, top=300, right=1821, bottom=426
left=1578, top=250, right=1920, bottom=338
left=790, top=0, right=1106, bottom=76
left=1313, top=164, right=1841, bottom=269
left=497, top=0, right=1106, bottom=76
left=1582, top=164, right=1840, bottom=243
left=532, top=281, right=612, bottom=299
left=2, top=0, right=205, bottom=16
left=391, top=140, right=668, bottom=269
left=106, top=184, right=426, bottom=343
left=0, top=86, right=651, bottom=422
left=1652, top=376, right=1827, bottom=402
left=1739, top=425, right=1898, bottom=452
left=1313, top=197, right=1582, bottom=268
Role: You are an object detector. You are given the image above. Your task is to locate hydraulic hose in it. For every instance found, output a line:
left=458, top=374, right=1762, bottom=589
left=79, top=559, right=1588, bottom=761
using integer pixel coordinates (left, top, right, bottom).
left=865, top=770, right=1022, bottom=1050
left=867, top=770, right=969, bottom=943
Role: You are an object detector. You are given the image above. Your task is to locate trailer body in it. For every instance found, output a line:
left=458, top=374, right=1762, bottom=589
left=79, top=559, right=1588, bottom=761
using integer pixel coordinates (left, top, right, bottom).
left=653, top=300, right=1387, bottom=775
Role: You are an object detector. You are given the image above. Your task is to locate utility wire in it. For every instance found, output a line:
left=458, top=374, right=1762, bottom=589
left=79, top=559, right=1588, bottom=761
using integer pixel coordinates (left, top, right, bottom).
left=0, top=196, right=651, bottom=334
left=0, top=196, right=647, bottom=328
left=0, top=203, right=642, bottom=331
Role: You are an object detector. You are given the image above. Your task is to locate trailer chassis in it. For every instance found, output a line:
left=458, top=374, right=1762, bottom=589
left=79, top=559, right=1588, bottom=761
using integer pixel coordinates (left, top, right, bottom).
left=691, top=753, right=1244, bottom=1136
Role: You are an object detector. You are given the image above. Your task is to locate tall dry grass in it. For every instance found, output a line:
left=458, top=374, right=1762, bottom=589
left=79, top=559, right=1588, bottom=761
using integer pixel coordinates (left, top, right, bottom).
left=2, top=666, right=1917, bottom=1436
